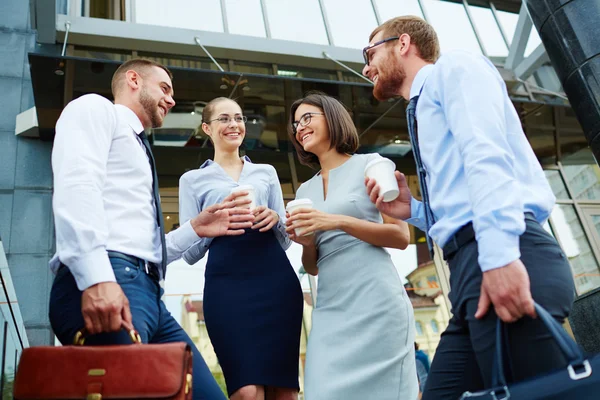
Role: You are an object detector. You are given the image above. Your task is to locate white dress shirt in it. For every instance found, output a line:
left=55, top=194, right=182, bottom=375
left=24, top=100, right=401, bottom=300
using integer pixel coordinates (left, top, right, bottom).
left=50, top=94, right=200, bottom=290
left=405, top=51, right=555, bottom=271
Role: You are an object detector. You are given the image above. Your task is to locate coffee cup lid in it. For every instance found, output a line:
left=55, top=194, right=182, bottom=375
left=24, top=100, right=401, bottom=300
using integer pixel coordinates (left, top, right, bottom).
left=231, top=184, right=254, bottom=192
left=364, top=157, right=396, bottom=174
left=286, top=198, right=313, bottom=209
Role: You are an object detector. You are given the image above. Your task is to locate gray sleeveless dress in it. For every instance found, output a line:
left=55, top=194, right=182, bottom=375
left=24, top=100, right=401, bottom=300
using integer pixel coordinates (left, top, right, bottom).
left=297, top=154, right=418, bottom=400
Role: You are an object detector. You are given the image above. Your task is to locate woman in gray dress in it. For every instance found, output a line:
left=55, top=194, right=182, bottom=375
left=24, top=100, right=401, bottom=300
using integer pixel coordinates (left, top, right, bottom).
left=285, top=93, right=418, bottom=400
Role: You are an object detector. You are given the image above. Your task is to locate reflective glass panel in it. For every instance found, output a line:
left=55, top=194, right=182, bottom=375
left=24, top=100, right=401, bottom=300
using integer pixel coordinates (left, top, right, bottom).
left=421, top=0, right=482, bottom=54
left=322, top=0, right=378, bottom=49
left=544, top=170, right=570, bottom=200
left=468, top=5, right=509, bottom=57
left=562, top=164, right=600, bottom=201
left=135, top=0, right=224, bottom=33
left=552, top=204, right=600, bottom=295
left=415, top=321, right=424, bottom=336
left=265, top=0, right=329, bottom=45
left=225, top=0, right=267, bottom=37
left=374, top=0, right=424, bottom=21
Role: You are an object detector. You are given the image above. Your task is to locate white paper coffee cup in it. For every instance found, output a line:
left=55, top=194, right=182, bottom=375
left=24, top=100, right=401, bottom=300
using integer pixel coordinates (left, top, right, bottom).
left=364, top=157, right=399, bottom=202
left=286, top=198, right=314, bottom=236
left=230, top=184, right=256, bottom=210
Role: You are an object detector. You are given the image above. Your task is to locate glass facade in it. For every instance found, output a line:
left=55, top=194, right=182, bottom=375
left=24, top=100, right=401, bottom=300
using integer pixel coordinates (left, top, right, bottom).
left=0, top=241, right=28, bottom=397
left=21, top=0, right=600, bottom=395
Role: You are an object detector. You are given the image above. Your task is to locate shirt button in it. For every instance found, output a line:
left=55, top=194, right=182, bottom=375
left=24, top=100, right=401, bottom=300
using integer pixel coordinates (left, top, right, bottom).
left=125, top=267, right=130, bottom=272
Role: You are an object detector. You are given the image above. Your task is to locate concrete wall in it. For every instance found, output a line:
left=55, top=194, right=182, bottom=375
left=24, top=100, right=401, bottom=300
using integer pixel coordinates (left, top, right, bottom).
left=0, top=0, right=55, bottom=346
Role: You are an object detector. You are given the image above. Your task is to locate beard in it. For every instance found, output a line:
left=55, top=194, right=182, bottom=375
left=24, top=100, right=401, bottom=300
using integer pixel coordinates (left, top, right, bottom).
left=139, top=86, right=163, bottom=128
left=373, top=57, right=406, bottom=101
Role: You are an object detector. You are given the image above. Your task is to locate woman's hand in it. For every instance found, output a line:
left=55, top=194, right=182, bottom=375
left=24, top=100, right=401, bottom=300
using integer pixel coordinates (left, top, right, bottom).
left=286, top=211, right=316, bottom=247
left=285, top=208, right=341, bottom=238
left=252, top=206, right=280, bottom=232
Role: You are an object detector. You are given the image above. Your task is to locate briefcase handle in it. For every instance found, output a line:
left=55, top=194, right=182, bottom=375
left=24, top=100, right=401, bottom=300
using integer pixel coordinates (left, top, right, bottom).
left=73, top=324, right=142, bottom=346
left=492, top=302, right=591, bottom=388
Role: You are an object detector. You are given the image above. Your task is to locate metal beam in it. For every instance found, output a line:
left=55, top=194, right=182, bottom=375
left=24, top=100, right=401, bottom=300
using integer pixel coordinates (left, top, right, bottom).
left=513, top=43, right=549, bottom=81
left=504, top=4, right=532, bottom=70
left=30, top=0, right=57, bottom=44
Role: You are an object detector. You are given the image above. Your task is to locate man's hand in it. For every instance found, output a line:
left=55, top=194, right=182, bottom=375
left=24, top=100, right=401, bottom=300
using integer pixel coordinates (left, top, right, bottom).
left=191, top=192, right=254, bottom=238
left=365, top=171, right=412, bottom=220
left=252, top=206, right=279, bottom=232
left=475, top=259, right=536, bottom=322
left=81, top=282, right=133, bottom=335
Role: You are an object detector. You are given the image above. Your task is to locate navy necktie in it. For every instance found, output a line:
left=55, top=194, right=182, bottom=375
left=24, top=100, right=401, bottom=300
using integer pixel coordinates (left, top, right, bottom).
left=139, top=131, right=167, bottom=280
left=406, top=96, right=435, bottom=257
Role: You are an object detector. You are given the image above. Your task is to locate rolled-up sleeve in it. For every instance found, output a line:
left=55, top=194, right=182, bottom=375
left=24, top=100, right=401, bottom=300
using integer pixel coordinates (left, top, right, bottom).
left=178, top=173, right=210, bottom=264
left=268, top=167, right=292, bottom=250
left=438, top=54, right=524, bottom=271
left=52, top=95, right=117, bottom=290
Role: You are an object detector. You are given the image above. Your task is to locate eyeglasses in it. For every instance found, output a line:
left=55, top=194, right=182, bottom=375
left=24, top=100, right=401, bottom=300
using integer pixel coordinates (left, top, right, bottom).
left=362, top=36, right=399, bottom=66
left=292, top=112, right=324, bottom=134
left=206, top=115, right=248, bottom=124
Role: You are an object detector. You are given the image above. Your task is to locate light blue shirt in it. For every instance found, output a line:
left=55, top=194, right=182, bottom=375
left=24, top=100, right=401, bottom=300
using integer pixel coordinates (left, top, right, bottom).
left=405, top=51, right=556, bottom=272
left=179, top=156, right=291, bottom=264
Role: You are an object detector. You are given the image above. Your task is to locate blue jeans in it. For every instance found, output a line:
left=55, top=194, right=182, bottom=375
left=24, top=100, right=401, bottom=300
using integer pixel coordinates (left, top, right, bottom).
left=49, top=256, right=226, bottom=400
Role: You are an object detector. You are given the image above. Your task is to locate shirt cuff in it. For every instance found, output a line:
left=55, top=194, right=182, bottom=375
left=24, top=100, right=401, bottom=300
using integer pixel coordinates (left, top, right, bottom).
left=69, top=249, right=116, bottom=291
left=477, top=228, right=521, bottom=272
left=169, top=220, right=201, bottom=251
left=405, top=197, right=427, bottom=232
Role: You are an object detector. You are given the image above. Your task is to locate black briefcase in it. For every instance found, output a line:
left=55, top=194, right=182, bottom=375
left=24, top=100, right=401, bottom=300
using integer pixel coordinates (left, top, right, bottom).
left=460, top=303, right=600, bottom=399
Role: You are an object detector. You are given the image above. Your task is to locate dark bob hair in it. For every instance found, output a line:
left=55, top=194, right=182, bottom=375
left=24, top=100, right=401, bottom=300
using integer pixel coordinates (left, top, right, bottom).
left=288, top=92, right=359, bottom=169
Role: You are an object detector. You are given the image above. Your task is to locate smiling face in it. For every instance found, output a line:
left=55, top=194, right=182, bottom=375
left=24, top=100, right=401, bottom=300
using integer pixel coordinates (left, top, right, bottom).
left=136, top=66, right=175, bottom=128
left=201, top=98, right=245, bottom=153
left=362, top=31, right=406, bottom=101
left=293, top=103, right=330, bottom=156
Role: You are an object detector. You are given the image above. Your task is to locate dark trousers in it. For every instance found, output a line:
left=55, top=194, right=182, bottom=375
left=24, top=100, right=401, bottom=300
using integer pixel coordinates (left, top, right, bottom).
left=49, top=256, right=227, bottom=400
left=422, top=217, right=576, bottom=400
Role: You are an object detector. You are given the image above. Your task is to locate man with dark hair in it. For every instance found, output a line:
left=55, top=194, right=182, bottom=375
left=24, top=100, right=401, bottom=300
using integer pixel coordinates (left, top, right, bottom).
left=49, top=58, right=254, bottom=399
left=364, top=16, right=575, bottom=399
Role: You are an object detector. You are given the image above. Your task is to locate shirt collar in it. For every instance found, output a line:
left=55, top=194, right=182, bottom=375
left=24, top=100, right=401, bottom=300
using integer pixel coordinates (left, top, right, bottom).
left=200, top=155, right=252, bottom=169
left=114, top=104, right=144, bottom=135
left=409, top=63, right=435, bottom=100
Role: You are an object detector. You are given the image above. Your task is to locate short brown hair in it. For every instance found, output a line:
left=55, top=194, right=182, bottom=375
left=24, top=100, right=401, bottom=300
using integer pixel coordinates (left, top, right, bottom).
left=370, top=16, right=440, bottom=63
left=111, top=58, right=173, bottom=97
left=288, top=93, right=359, bottom=169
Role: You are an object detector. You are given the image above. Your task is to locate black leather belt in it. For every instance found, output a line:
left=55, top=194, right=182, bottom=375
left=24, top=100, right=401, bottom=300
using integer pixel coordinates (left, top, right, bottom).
left=442, top=212, right=537, bottom=260
left=106, top=251, right=160, bottom=280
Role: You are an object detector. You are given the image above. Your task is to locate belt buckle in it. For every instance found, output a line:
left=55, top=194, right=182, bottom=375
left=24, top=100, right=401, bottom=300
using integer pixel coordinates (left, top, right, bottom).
left=144, top=261, right=149, bottom=274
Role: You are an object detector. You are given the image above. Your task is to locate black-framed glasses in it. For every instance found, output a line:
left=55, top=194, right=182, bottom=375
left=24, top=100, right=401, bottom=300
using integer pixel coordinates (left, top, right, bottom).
left=362, top=36, right=399, bottom=66
left=292, top=112, right=324, bottom=134
left=206, top=115, right=248, bottom=124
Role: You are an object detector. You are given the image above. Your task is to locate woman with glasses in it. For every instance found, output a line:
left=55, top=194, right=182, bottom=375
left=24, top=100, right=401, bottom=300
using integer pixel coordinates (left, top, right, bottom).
left=286, top=93, right=418, bottom=400
left=179, top=97, right=303, bottom=400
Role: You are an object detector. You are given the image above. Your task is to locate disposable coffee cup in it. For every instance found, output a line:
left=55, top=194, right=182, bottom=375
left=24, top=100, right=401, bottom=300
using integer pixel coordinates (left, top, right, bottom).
left=230, top=184, right=256, bottom=210
left=286, top=198, right=314, bottom=237
left=364, top=157, right=399, bottom=202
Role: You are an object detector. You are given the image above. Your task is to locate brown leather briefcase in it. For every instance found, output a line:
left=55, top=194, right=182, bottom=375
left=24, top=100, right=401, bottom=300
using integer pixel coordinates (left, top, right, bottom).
left=13, top=329, right=193, bottom=399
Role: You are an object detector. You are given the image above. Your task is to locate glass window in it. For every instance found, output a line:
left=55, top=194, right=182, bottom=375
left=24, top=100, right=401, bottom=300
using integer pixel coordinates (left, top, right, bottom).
left=421, top=0, right=482, bottom=54
left=56, top=0, right=69, bottom=15
left=322, top=0, right=378, bottom=49
left=135, top=0, right=224, bottom=33
left=430, top=320, right=439, bottom=334
left=495, top=10, right=543, bottom=58
left=265, top=0, right=329, bottom=45
left=562, top=164, right=600, bottom=201
left=544, top=170, right=570, bottom=200
left=551, top=204, right=600, bottom=295
left=468, top=5, right=509, bottom=57
left=224, top=0, right=267, bottom=37
left=374, top=0, right=424, bottom=21
left=415, top=321, right=424, bottom=336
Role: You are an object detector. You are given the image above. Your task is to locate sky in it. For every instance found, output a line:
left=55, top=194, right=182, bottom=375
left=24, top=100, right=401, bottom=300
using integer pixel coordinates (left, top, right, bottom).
left=163, top=243, right=418, bottom=323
